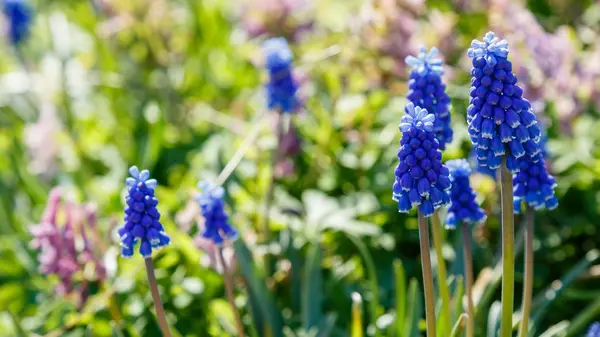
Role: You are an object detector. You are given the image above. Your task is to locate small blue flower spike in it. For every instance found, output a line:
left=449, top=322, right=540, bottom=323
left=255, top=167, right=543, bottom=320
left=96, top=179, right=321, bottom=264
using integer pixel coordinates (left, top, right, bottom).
left=3, top=0, right=33, bottom=45
left=264, top=37, right=299, bottom=113
left=467, top=32, right=543, bottom=173
left=195, top=180, right=238, bottom=245
left=445, top=159, right=487, bottom=229
left=513, top=154, right=558, bottom=213
left=118, top=166, right=170, bottom=258
left=587, top=322, right=600, bottom=337
left=405, top=47, right=453, bottom=150
left=393, top=103, right=451, bottom=217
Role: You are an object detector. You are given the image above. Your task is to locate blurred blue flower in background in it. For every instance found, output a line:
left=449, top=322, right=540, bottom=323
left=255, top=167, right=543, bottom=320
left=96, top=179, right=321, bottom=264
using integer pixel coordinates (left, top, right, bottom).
left=405, top=46, right=453, bottom=149
left=195, top=180, right=238, bottom=245
left=467, top=31, right=542, bottom=173
left=2, top=0, right=32, bottom=45
left=118, top=166, right=170, bottom=258
left=513, top=155, right=558, bottom=212
left=264, top=37, right=299, bottom=113
left=587, top=322, right=600, bottom=337
left=393, top=103, right=451, bottom=217
left=445, top=159, right=486, bottom=228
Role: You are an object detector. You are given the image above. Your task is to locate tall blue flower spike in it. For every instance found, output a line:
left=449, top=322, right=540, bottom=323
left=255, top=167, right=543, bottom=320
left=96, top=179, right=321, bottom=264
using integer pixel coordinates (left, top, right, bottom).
left=195, top=180, right=238, bottom=245
left=264, top=37, right=299, bottom=113
left=3, top=0, right=32, bottom=45
left=393, top=103, right=451, bottom=217
left=118, top=166, right=170, bottom=258
left=467, top=32, right=543, bottom=173
left=513, top=155, right=558, bottom=213
left=469, top=147, right=496, bottom=178
left=587, top=322, right=600, bottom=337
left=405, top=47, right=453, bottom=149
left=445, top=159, right=487, bottom=229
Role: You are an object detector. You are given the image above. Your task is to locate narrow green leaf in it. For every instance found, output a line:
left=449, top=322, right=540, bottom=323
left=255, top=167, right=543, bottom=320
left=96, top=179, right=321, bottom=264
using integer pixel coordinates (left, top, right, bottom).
left=352, top=292, right=364, bottom=337
left=487, top=301, right=501, bottom=337
left=233, top=240, right=283, bottom=337
left=316, top=313, right=338, bottom=337
left=452, top=275, right=464, bottom=325
left=450, top=313, right=468, bottom=337
left=347, top=235, right=380, bottom=336
left=302, top=243, right=323, bottom=331
left=564, top=296, right=600, bottom=337
left=394, top=260, right=406, bottom=337
left=406, top=278, right=422, bottom=337
left=530, top=249, right=600, bottom=331
left=538, top=321, right=569, bottom=337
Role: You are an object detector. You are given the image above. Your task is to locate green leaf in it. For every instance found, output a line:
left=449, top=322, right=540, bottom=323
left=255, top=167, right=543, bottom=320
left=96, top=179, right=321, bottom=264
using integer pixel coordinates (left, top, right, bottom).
left=394, top=260, right=406, bottom=337
left=530, top=249, right=600, bottom=333
left=405, top=278, right=422, bottom=337
left=302, top=242, right=323, bottom=331
left=564, top=296, right=600, bottom=336
left=538, top=321, right=569, bottom=337
left=450, top=313, right=468, bottom=337
left=347, top=235, right=380, bottom=336
left=487, top=301, right=501, bottom=337
left=233, top=239, right=283, bottom=337
left=452, top=276, right=464, bottom=325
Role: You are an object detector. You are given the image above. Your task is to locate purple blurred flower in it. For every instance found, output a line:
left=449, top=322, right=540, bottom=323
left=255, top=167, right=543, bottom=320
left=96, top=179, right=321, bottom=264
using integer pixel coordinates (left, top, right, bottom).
left=29, top=189, right=106, bottom=303
left=275, top=123, right=301, bottom=178
left=587, top=322, right=600, bottom=337
left=240, top=0, right=314, bottom=41
left=195, top=181, right=238, bottom=245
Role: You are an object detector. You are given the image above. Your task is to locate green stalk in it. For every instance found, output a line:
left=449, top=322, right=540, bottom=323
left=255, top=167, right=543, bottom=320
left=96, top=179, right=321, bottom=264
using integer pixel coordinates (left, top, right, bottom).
left=499, top=158, right=515, bottom=337
left=144, top=258, right=173, bottom=337
left=418, top=210, right=437, bottom=337
left=431, top=211, right=451, bottom=336
left=461, top=222, right=475, bottom=337
left=518, top=207, right=534, bottom=337
left=218, top=246, right=246, bottom=337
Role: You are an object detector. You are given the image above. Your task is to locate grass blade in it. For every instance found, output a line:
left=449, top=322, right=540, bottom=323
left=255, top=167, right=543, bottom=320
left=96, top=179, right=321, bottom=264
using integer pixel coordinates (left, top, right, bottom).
left=453, top=275, right=465, bottom=325
left=487, top=301, right=501, bottom=337
left=302, top=242, right=323, bottom=331
left=394, top=260, right=406, bottom=337
left=450, top=313, right=468, bottom=337
left=348, top=235, right=380, bottom=336
left=564, top=296, right=600, bottom=337
left=406, top=278, right=422, bottom=337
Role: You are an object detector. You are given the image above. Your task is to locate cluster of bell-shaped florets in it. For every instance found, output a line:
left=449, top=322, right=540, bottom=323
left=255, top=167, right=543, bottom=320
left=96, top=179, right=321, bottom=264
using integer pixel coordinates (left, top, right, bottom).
left=467, top=32, right=543, bottom=173
left=445, top=159, right=487, bottom=229
left=119, top=166, right=170, bottom=258
left=195, top=180, right=238, bottom=245
left=405, top=46, right=453, bottom=149
left=513, top=154, right=558, bottom=213
left=264, top=37, right=299, bottom=113
left=393, top=103, right=451, bottom=217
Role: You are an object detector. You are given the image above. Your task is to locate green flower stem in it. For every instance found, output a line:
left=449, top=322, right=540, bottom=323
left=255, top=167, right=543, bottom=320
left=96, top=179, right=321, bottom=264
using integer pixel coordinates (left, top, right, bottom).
left=431, top=210, right=451, bottom=336
left=417, top=210, right=437, bottom=337
left=144, top=258, right=173, bottom=337
left=261, top=111, right=283, bottom=276
left=499, top=158, right=515, bottom=337
left=461, top=222, right=475, bottom=337
left=218, top=246, right=246, bottom=337
left=518, top=207, right=534, bottom=337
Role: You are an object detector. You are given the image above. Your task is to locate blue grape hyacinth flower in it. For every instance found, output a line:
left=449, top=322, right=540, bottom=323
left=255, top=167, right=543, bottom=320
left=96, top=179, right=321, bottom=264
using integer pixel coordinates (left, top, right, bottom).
left=118, top=166, right=170, bottom=258
left=264, top=37, right=299, bottom=113
left=467, top=32, right=543, bottom=173
left=405, top=46, right=453, bottom=149
left=513, top=154, right=558, bottom=213
left=393, top=103, right=451, bottom=217
left=587, top=322, right=600, bottom=337
left=195, top=180, right=238, bottom=245
left=3, top=0, right=32, bottom=45
left=445, top=159, right=487, bottom=229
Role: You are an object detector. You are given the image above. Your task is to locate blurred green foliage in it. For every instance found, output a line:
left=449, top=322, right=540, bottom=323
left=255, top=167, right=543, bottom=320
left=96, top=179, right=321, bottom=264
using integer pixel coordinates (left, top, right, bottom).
left=1, top=0, right=600, bottom=336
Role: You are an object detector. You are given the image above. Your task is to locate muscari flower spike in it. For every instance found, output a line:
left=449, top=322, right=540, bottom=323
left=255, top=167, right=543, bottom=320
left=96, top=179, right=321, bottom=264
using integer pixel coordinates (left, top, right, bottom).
left=393, top=103, right=451, bottom=217
left=512, top=155, right=558, bottom=213
left=466, top=32, right=543, bottom=173
left=264, top=37, right=299, bottom=113
left=587, top=322, right=600, bottom=337
left=118, top=166, right=170, bottom=258
left=405, top=46, right=453, bottom=149
left=445, top=159, right=487, bottom=229
left=195, top=180, right=238, bottom=245
left=3, top=0, right=32, bottom=45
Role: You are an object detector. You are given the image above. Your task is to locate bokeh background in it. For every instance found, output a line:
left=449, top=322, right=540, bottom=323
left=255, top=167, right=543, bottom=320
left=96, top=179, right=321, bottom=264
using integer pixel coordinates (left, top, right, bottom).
left=1, top=0, right=600, bottom=336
